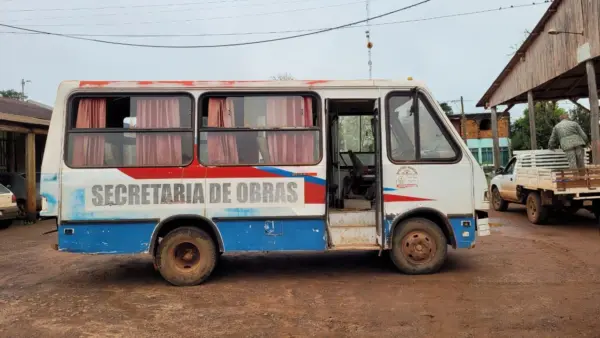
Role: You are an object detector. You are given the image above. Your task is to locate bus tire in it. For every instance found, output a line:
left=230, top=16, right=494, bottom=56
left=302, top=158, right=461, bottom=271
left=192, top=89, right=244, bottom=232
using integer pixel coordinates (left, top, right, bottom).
left=491, top=186, right=508, bottom=211
left=526, top=191, right=548, bottom=224
left=389, top=218, right=447, bottom=275
left=155, top=226, right=217, bottom=286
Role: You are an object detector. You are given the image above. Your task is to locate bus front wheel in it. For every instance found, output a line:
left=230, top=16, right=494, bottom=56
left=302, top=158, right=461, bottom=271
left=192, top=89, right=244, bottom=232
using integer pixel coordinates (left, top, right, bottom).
left=389, top=218, right=447, bottom=275
left=155, top=226, right=218, bottom=286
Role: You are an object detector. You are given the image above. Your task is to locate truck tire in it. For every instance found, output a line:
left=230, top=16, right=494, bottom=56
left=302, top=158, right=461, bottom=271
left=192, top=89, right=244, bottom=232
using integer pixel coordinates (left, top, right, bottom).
left=155, top=226, right=218, bottom=286
left=491, top=186, right=508, bottom=211
left=389, top=218, right=447, bottom=275
left=526, top=192, right=549, bottom=224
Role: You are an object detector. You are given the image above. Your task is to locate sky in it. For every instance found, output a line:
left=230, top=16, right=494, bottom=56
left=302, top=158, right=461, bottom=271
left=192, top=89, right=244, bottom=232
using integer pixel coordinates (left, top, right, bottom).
left=0, top=0, right=555, bottom=118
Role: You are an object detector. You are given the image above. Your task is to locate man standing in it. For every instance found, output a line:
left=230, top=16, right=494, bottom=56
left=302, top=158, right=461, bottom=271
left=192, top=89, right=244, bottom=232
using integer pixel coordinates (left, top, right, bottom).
left=548, top=114, right=589, bottom=169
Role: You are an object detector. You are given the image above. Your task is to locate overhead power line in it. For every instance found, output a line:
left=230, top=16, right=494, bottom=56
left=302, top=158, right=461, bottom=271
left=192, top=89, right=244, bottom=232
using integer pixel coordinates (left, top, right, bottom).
left=5, top=0, right=373, bottom=26
left=3, top=0, right=250, bottom=12
left=0, top=1, right=550, bottom=38
left=0, top=0, right=431, bottom=48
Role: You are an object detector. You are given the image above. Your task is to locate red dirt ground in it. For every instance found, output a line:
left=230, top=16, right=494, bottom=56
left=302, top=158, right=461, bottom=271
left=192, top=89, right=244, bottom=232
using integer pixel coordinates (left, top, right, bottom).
left=1, top=206, right=600, bottom=337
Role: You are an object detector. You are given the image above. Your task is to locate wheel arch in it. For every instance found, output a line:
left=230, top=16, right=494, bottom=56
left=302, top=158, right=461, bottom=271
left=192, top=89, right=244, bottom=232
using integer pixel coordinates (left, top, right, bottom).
left=387, top=207, right=457, bottom=249
left=149, top=214, right=224, bottom=255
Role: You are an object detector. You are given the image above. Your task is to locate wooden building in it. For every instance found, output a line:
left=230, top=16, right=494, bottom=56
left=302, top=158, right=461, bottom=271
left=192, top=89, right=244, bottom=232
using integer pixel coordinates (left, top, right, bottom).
left=477, top=0, right=600, bottom=168
left=0, top=97, right=51, bottom=221
left=448, top=112, right=511, bottom=166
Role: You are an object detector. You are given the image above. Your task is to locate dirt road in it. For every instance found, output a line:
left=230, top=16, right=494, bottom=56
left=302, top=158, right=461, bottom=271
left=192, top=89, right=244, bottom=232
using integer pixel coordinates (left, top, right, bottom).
left=2, top=207, right=600, bottom=337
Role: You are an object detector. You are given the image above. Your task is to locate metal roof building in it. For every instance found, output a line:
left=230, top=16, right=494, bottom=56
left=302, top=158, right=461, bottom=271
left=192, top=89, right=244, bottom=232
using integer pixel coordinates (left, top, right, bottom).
left=477, top=0, right=600, bottom=167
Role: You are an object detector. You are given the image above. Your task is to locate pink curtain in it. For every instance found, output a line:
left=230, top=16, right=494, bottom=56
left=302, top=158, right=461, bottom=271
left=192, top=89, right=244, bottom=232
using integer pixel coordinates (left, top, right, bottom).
left=71, top=99, right=107, bottom=167
left=207, top=98, right=239, bottom=165
left=135, top=98, right=182, bottom=166
left=266, top=97, right=314, bottom=164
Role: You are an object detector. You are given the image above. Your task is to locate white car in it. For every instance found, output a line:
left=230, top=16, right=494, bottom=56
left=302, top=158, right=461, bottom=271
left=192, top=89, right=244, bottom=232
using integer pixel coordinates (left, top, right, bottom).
left=0, top=183, right=18, bottom=229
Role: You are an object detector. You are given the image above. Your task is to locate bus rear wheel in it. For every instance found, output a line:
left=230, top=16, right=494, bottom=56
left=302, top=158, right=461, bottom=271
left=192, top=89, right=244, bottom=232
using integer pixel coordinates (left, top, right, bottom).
left=155, top=226, right=217, bottom=286
left=389, top=218, right=447, bottom=275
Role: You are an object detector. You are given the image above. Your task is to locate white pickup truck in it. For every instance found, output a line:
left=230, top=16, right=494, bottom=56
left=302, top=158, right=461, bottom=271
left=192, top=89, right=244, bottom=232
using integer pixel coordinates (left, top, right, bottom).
left=490, top=149, right=600, bottom=224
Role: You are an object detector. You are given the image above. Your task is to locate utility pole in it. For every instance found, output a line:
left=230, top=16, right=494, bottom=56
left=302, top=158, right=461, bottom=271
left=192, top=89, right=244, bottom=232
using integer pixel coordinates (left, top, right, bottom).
left=21, top=79, right=31, bottom=101
left=460, top=96, right=466, bottom=140
left=365, top=0, right=373, bottom=79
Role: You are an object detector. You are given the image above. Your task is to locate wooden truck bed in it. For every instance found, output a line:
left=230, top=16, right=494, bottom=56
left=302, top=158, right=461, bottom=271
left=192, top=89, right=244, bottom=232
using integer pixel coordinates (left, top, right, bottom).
left=513, top=149, right=600, bottom=197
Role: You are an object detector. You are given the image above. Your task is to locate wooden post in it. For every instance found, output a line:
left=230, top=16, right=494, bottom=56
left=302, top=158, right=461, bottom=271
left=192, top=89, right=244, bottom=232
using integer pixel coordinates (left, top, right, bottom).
left=25, top=132, right=36, bottom=222
left=586, top=60, right=600, bottom=165
left=7, top=133, right=15, bottom=172
left=527, top=91, right=537, bottom=150
left=490, top=106, right=501, bottom=169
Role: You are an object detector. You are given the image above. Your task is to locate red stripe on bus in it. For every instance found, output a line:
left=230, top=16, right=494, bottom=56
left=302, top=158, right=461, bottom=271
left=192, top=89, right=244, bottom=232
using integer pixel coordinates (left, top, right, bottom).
left=384, top=194, right=433, bottom=202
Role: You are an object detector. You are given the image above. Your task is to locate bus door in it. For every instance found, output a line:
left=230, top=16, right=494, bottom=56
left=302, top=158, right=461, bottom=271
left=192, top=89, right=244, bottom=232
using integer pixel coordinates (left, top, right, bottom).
left=371, top=98, right=384, bottom=248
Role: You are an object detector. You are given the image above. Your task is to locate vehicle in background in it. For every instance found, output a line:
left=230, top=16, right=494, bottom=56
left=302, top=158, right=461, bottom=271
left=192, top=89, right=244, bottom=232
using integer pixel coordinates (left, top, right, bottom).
left=0, top=172, right=42, bottom=218
left=0, top=183, right=18, bottom=229
left=490, top=149, right=600, bottom=224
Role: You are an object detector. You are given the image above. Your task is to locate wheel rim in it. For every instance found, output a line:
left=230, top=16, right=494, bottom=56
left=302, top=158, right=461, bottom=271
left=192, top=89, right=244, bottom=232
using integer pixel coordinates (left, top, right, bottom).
left=171, top=242, right=201, bottom=271
left=493, top=188, right=501, bottom=208
left=528, top=197, right=537, bottom=217
left=401, top=230, right=436, bottom=265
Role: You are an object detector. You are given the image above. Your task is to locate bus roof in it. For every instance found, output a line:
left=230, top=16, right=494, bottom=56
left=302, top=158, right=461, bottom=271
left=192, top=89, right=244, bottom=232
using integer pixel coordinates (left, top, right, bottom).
left=60, top=79, right=428, bottom=90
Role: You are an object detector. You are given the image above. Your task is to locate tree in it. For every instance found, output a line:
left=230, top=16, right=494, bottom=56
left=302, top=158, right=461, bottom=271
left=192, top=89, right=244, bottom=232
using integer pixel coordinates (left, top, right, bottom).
left=0, top=89, right=27, bottom=101
left=510, top=101, right=566, bottom=150
left=438, top=102, right=453, bottom=115
left=270, top=73, right=295, bottom=81
left=569, top=105, right=591, bottom=141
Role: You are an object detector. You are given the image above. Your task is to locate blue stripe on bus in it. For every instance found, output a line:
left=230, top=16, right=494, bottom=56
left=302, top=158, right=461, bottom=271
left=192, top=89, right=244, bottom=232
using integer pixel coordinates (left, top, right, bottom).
left=58, top=223, right=155, bottom=254
left=217, top=219, right=327, bottom=252
left=449, top=217, right=476, bottom=249
left=58, top=219, right=327, bottom=254
left=256, top=167, right=326, bottom=186
left=384, top=215, right=475, bottom=249
left=256, top=167, right=399, bottom=192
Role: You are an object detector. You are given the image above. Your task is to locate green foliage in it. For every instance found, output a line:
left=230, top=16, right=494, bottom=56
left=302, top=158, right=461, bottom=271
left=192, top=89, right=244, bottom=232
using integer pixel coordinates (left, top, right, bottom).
left=339, top=116, right=374, bottom=152
left=510, top=102, right=566, bottom=150
left=569, top=105, right=591, bottom=141
left=438, top=102, right=453, bottom=115
left=0, top=89, right=26, bottom=100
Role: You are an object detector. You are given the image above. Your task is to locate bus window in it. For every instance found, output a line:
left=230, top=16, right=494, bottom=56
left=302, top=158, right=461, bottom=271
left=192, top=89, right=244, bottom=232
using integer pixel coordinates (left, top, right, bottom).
left=338, top=115, right=375, bottom=166
left=388, top=93, right=459, bottom=162
left=65, top=94, right=194, bottom=168
left=199, top=94, right=321, bottom=166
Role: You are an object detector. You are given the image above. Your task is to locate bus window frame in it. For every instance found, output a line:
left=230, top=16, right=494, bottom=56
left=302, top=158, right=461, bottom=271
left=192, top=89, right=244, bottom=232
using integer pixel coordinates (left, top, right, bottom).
left=197, top=91, right=323, bottom=167
left=384, top=90, right=463, bottom=165
left=63, top=91, right=196, bottom=169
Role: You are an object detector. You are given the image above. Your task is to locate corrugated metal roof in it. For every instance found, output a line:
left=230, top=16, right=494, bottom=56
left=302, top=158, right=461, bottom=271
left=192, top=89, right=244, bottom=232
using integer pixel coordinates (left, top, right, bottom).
left=0, top=97, right=52, bottom=121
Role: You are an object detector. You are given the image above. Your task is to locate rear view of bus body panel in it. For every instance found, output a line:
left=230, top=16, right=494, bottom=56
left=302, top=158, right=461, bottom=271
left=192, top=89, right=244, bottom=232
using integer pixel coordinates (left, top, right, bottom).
left=40, top=82, right=77, bottom=220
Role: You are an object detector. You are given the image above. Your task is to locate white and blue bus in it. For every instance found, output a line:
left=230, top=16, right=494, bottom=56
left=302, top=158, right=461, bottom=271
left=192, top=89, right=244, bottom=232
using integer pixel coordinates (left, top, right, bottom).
left=41, top=79, right=490, bottom=286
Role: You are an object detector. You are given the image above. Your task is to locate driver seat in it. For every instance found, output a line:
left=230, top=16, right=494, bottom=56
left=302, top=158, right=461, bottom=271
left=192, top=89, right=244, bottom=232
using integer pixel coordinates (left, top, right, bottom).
left=344, top=150, right=376, bottom=198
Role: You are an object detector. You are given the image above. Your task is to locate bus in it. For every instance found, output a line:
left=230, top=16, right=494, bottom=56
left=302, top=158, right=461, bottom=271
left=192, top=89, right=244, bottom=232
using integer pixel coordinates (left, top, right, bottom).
left=41, top=79, right=490, bottom=286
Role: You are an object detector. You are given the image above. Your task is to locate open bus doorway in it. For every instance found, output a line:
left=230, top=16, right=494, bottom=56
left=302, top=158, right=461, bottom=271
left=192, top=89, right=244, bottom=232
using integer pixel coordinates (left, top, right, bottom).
left=325, top=99, right=382, bottom=249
